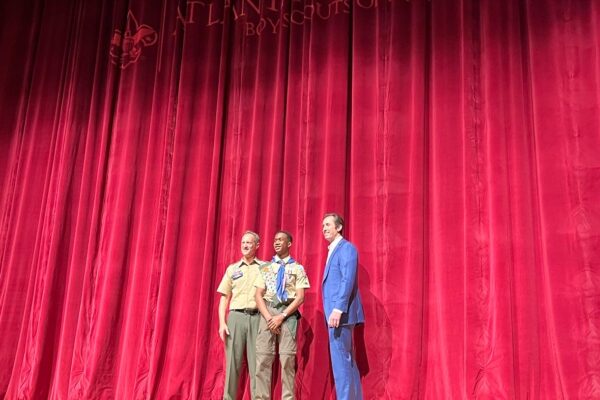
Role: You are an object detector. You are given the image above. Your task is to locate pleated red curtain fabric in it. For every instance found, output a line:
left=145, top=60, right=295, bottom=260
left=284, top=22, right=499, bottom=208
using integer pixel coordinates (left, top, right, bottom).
left=1, top=0, right=600, bottom=398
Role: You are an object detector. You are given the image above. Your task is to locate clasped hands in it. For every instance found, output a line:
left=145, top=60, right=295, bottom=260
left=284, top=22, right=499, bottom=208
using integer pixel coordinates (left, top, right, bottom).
left=266, top=313, right=285, bottom=334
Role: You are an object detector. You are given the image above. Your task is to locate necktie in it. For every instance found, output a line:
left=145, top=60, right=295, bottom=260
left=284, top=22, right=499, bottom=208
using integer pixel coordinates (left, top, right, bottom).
left=273, top=257, right=295, bottom=303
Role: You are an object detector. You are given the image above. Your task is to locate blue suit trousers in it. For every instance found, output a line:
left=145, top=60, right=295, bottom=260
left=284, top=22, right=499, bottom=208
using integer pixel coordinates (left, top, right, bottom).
left=328, top=325, right=363, bottom=400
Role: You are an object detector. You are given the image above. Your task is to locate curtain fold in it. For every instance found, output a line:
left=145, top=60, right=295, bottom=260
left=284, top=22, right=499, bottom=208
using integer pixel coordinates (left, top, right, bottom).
left=1, top=0, right=599, bottom=398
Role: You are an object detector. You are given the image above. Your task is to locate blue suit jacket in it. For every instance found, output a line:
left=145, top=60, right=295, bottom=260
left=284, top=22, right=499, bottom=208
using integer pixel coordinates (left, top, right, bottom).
left=322, top=238, right=365, bottom=326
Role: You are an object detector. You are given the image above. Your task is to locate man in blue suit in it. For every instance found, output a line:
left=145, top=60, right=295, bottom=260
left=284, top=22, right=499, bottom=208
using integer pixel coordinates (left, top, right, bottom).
left=321, top=213, right=365, bottom=400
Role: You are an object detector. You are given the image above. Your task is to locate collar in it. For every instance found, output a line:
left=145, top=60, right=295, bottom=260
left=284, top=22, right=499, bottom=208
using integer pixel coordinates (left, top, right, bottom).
left=272, top=255, right=295, bottom=265
left=328, top=235, right=343, bottom=252
left=239, top=257, right=260, bottom=267
left=273, top=255, right=291, bottom=263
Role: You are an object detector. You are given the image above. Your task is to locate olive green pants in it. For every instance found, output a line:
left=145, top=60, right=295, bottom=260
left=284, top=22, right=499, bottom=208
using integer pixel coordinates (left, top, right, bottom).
left=224, top=311, right=260, bottom=400
left=255, top=305, right=299, bottom=400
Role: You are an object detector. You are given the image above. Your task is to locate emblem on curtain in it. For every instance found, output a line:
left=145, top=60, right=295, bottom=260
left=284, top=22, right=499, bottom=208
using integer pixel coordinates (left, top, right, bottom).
left=110, top=10, right=157, bottom=69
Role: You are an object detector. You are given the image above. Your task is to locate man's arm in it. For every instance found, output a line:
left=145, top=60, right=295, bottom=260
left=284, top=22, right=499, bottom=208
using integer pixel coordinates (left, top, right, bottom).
left=268, top=287, right=305, bottom=330
left=218, top=293, right=231, bottom=341
left=255, top=287, right=281, bottom=334
left=255, top=287, right=271, bottom=321
left=328, top=244, right=358, bottom=328
left=333, top=244, right=358, bottom=311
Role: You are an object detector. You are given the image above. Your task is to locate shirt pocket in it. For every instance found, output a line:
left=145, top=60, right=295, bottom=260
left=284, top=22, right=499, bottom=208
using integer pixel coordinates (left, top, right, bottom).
left=286, top=272, right=297, bottom=289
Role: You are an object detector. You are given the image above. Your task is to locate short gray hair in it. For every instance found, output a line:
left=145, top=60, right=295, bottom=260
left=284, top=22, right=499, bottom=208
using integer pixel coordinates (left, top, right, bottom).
left=242, top=230, right=260, bottom=244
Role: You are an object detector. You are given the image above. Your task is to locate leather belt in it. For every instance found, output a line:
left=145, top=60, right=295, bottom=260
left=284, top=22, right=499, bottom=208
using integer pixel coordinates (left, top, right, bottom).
left=232, top=308, right=259, bottom=315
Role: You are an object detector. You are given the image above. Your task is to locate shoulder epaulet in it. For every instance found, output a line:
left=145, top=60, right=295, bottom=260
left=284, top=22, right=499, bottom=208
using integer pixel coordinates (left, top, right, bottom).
left=259, top=262, right=272, bottom=272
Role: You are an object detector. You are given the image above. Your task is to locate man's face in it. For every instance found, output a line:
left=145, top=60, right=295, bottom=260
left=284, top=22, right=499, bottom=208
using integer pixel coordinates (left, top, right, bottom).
left=241, top=233, right=258, bottom=258
left=322, top=216, right=341, bottom=243
left=273, top=232, right=291, bottom=257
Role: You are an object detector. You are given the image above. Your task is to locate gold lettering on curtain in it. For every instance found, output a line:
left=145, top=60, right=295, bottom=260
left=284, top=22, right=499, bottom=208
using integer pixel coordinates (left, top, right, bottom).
left=0, top=0, right=599, bottom=399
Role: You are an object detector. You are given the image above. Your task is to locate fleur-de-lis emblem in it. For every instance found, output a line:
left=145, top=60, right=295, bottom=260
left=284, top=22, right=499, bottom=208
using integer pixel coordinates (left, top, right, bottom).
left=110, top=10, right=157, bottom=69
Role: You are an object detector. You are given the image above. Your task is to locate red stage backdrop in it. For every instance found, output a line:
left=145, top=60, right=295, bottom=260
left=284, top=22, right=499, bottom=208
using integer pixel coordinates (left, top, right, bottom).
left=1, top=0, right=600, bottom=398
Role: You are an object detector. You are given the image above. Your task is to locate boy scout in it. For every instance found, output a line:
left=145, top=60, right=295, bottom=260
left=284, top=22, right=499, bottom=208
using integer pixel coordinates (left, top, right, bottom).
left=254, top=231, right=310, bottom=400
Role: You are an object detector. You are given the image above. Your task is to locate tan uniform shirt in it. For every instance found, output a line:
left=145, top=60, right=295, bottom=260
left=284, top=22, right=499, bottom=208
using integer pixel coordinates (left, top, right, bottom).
left=217, top=258, right=263, bottom=310
left=254, top=256, right=310, bottom=303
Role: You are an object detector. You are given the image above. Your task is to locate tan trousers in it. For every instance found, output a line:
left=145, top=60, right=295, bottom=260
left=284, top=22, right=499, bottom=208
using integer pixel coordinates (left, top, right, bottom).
left=255, top=305, right=298, bottom=400
left=224, top=311, right=260, bottom=400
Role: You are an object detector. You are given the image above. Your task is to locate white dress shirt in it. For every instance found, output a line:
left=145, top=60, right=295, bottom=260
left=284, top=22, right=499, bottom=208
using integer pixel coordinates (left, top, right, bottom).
left=327, top=235, right=343, bottom=263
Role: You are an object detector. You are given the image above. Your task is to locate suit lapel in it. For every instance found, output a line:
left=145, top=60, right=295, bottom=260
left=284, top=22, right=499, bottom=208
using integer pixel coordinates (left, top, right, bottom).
left=323, top=238, right=346, bottom=283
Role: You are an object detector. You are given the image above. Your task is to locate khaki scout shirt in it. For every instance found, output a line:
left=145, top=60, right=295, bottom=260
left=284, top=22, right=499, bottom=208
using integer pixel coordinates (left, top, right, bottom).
left=217, top=258, right=263, bottom=310
left=254, top=256, right=310, bottom=303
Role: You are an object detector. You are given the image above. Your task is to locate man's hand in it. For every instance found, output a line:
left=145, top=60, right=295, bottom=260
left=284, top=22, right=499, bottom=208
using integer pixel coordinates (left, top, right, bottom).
left=219, top=323, right=230, bottom=342
left=268, top=314, right=285, bottom=332
left=270, top=326, right=281, bottom=335
left=328, top=310, right=343, bottom=328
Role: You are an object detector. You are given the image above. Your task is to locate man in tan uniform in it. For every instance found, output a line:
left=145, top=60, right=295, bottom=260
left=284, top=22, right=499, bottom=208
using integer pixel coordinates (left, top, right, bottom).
left=254, top=231, right=310, bottom=400
left=217, top=231, right=263, bottom=400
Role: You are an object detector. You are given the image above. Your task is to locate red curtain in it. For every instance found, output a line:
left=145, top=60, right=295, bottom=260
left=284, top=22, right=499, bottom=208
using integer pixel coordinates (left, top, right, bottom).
left=1, top=0, right=600, bottom=398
